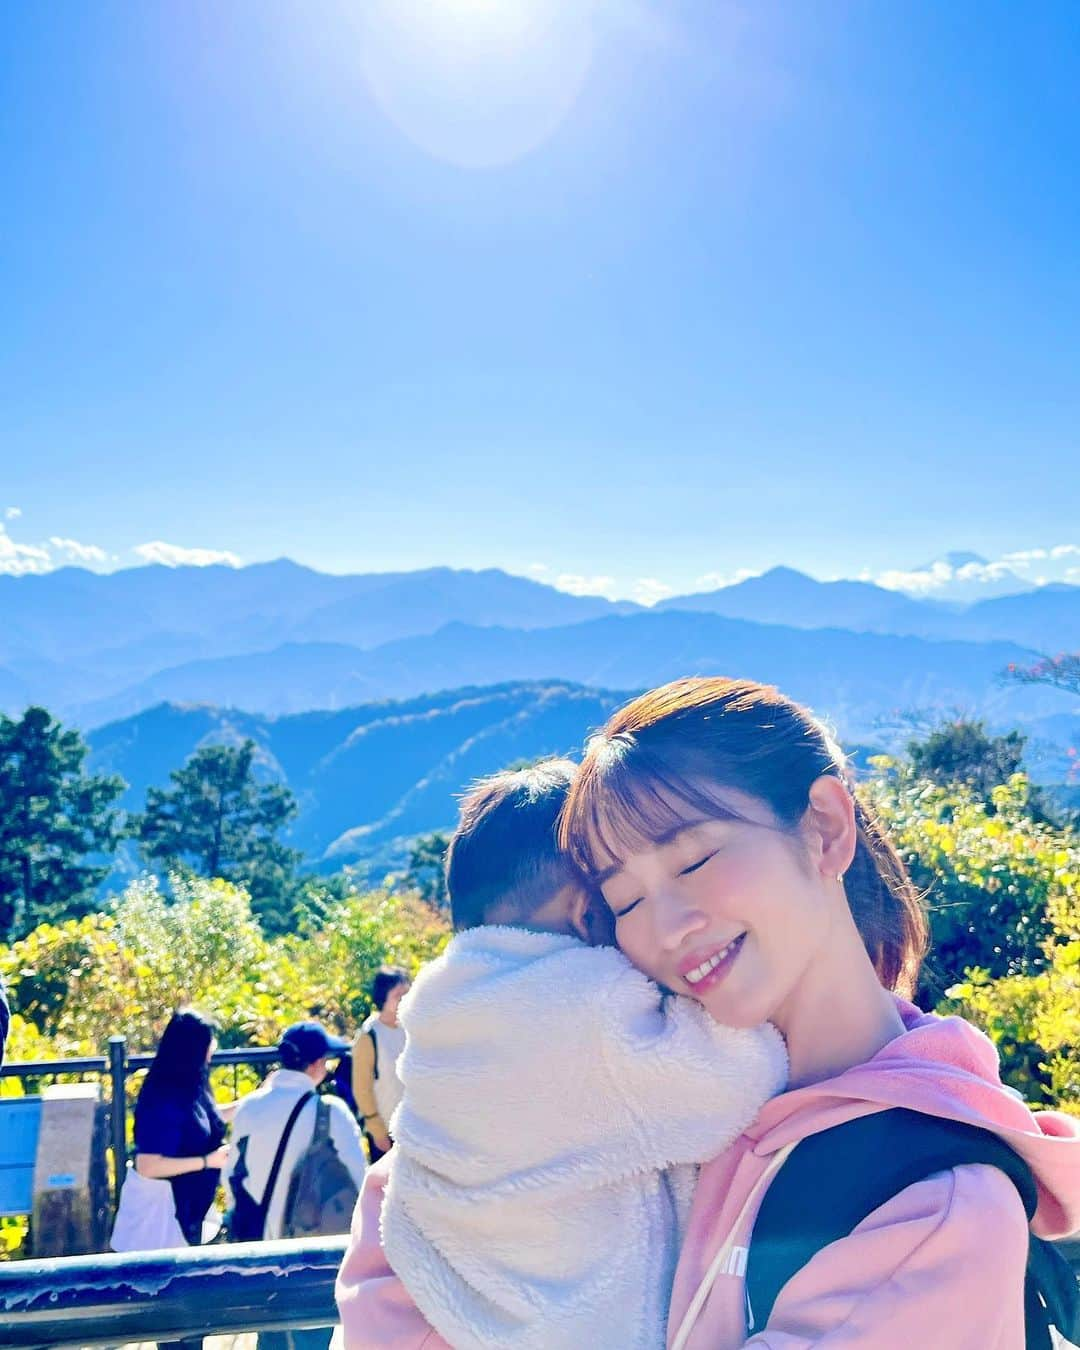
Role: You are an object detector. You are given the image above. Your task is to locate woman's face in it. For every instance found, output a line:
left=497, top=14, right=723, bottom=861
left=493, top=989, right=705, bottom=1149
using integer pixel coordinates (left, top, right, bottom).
left=382, top=981, right=410, bottom=1025
left=206, top=1036, right=218, bottom=1064
left=597, top=784, right=838, bottom=1030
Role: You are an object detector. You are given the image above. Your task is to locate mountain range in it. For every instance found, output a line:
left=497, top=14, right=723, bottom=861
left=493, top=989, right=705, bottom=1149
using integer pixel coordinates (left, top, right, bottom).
left=4, top=560, right=1079, bottom=793
left=87, top=682, right=625, bottom=870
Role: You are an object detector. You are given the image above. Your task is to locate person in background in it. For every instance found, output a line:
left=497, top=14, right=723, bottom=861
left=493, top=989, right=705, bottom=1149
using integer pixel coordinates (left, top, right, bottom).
left=225, top=1020, right=368, bottom=1350
left=0, top=972, right=9, bottom=1067
left=134, top=1008, right=232, bottom=1350
left=351, top=966, right=410, bottom=1161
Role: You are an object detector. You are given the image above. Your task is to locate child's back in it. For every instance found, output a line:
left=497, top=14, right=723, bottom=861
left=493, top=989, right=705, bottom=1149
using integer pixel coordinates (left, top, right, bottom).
left=376, top=761, right=786, bottom=1349
left=384, top=926, right=785, bottom=1349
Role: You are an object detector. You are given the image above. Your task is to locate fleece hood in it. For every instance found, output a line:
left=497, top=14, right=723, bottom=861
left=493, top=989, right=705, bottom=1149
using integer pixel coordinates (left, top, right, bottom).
left=743, top=997, right=1080, bottom=1239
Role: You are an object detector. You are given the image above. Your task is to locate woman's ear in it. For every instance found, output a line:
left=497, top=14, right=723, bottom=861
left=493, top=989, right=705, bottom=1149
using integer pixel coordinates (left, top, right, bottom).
left=805, top=775, right=858, bottom=880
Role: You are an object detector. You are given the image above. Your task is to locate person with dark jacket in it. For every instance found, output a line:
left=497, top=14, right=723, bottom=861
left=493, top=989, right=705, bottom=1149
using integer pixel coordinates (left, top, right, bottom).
left=134, top=1008, right=230, bottom=1350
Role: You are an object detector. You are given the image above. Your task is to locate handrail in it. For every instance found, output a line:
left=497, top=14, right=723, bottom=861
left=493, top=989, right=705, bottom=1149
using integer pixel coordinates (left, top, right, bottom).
left=0, top=1236, right=348, bottom=1349
left=0, top=1039, right=286, bottom=1208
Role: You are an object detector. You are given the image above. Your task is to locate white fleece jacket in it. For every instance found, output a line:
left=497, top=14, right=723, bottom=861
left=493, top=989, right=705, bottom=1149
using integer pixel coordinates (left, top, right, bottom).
left=381, top=926, right=788, bottom=1350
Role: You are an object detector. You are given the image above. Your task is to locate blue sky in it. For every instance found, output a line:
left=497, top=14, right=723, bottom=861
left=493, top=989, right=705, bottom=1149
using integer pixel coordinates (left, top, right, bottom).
left=2, top=1, right=1078, bottom=602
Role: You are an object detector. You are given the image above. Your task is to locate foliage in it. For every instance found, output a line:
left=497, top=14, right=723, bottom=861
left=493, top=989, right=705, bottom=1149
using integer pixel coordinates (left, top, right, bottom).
left=0, top=874, right=449, bottom=1062
left=943, top=889, right=1080, bottom=1115
left=864, top=763, right=1080, bottom=999
left=402, top=832, right=450, bottom=910
left=907, top=719, right=1026, bottom=803
left=136, top=740, right=302, bottom=933
left=0, top=707, right=127, bottom=944
left=1004, top=652, right=1080, bottom=698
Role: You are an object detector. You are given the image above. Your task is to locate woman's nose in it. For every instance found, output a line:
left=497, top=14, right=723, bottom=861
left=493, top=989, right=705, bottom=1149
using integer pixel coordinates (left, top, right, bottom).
left=653, top=890, right=708, bottom=952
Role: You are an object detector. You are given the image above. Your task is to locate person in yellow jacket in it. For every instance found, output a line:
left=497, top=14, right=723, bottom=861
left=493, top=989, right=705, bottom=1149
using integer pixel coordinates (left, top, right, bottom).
left=351, top=966, right=410, bottom=1161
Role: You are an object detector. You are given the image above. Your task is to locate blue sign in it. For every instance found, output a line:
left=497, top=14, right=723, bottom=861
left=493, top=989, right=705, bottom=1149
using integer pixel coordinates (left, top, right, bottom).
left=0, top=1098, right=43, bottom=1217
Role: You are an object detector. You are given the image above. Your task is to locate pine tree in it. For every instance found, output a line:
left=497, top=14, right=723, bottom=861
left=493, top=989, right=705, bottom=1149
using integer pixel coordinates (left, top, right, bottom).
left=136, top=740, right=302, bottom=931
left=0, top=707, right=127, bottom=941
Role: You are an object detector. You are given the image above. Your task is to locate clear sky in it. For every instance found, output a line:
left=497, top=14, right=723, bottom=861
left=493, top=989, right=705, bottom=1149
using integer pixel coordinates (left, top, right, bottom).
left=3, top=1, right=1079, bottom=603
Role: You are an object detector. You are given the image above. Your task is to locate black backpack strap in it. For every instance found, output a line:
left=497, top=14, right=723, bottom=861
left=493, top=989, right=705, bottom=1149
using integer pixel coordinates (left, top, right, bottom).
left=259, top=1089, right=315, bottom=1223
left=745, top=1108, right=1041, bottom=1336
left=369, top=1027, right=379, bottom=1081
left=313, top=1095, right=330, bottom=1144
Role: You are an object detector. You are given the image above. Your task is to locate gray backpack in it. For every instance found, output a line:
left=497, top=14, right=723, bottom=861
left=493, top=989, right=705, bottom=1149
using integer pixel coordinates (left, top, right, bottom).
left=282, top=1097, right=360, bottom=1238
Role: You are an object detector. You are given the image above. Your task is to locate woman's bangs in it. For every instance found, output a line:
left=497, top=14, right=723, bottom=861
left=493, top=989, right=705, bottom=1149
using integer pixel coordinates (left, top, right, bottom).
left=569, top=750, right=748, bottom=880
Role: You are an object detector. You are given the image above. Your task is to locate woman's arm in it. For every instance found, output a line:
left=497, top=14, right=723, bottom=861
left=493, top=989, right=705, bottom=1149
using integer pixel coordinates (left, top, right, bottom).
left=135, top=1144, right=229, bottom=1179
left=351, top=1030, right=391, bottom=1152
left=743, top=1164, right=1028, bottom=1349
left=336, top=1156, right=450, bottom=1350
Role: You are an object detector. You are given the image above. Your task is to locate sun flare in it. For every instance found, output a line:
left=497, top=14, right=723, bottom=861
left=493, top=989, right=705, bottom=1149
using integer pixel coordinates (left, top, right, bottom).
left=353, top=0, right=595, bottom=169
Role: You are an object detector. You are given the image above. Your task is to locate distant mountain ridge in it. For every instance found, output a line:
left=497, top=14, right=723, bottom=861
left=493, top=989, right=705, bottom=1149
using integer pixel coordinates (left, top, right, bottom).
left=87, top=682, right=626, bottom=869
left=2, top=559, right=1078, bottom=734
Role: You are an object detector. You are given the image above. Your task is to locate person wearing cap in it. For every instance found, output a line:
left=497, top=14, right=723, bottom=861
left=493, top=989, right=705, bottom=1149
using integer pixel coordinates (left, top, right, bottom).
left=223, top=1020, right=368, bottom=1246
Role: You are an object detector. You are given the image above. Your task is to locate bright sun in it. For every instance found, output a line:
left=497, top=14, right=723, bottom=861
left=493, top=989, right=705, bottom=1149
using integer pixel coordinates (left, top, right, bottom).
left=352, top=0, right=595, bottom=169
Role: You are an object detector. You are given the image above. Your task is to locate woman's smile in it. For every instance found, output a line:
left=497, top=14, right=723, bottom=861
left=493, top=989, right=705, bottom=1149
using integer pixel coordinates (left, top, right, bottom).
left=679, top=932, right=747, bottom=991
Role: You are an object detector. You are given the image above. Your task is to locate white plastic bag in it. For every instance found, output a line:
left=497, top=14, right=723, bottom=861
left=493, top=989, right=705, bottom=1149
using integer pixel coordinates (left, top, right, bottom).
left=109, top=1162, right=188, bottom=1252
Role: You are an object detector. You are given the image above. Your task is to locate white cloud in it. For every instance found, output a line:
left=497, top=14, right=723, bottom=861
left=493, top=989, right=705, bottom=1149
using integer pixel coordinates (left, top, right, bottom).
left=0, top=525, right=52, bottom=576
left=693, top=568, right=757, bottom=592
left=633, top=577, right=675, bottom=606
left=134, top=541, right=242, bottom=568
left=877, top=543, right=1079, bottom=596
left=554, top=572, right=617, bottom=599
left=5, top=506, right=21, bottom=520
left=48, top=536, right=109, bottom=565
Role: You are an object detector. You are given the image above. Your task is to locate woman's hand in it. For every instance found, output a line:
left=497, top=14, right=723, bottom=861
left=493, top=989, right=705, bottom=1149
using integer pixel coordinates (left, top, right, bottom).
left=205, top=1143, right=230, bottom=1170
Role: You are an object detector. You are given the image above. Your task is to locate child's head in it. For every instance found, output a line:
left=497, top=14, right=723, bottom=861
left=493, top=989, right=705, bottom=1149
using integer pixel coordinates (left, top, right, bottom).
left=445, top=759, right=593, bottom=936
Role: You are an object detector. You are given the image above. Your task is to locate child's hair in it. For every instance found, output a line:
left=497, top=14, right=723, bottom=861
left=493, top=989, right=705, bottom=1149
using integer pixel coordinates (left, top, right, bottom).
left=445, top=759, right=583, bottom=932
left=559, top=677, right=928, bottom=997
left=371, top=965, right=409, bottom=1009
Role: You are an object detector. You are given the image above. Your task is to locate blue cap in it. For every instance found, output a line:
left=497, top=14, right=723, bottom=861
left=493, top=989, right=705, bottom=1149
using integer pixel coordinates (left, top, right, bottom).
left=279, top=1021, right=351, bottom=1070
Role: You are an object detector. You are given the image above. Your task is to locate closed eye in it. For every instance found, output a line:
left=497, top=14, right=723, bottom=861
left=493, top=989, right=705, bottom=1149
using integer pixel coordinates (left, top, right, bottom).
left=680, top=851, right=718, bottom=876
left=613, top=896, right=643, bottom=920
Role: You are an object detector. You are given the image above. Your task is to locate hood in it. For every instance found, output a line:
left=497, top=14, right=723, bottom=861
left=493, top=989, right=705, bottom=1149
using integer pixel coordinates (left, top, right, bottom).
left=745, top=998, right=1080, bottom=1239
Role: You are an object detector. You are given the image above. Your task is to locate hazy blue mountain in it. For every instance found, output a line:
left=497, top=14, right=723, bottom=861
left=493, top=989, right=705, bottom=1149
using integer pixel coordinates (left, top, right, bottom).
left=74, top=609, right=1069, bottom=746
left=5, top=560, right=1079, bottom=724
left=87, top=682, right=624, bottom=868
left=953, top=584, right=1080, bottom=650
left=0, top=561, right=637, bottom=716
left=658, top=566, right=948, bottom=635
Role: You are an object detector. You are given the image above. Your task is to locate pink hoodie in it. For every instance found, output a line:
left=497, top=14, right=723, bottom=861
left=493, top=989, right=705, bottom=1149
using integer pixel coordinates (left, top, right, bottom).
left=336, top=1000, right=1080, bottom=1349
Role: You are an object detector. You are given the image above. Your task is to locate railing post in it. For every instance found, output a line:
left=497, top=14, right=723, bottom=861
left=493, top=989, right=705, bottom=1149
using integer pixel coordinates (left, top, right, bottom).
left=107, top=1035, right=128, bottom=1209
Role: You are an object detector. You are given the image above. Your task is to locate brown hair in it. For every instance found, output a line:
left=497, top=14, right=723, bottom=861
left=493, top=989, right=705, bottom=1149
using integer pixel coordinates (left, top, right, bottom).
left=445, top=759, right=582, bottom=932
left=559, top=677, right=927, bottom=997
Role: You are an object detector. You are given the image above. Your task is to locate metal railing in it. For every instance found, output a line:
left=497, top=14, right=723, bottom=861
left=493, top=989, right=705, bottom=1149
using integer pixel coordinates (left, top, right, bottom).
left=1, top=1236, right=1077, bottom=1349
left=0, top=1037, right=281, bottom=1206
left=0, top=1236, right=346, bottom=1348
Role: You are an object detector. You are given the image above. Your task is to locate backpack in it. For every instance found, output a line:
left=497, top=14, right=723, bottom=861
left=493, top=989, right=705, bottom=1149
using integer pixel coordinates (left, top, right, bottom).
left=227, top=1090, right=314, bottom=1242
left=282, top=1096, right=361, bottom=1238
left=332, top=1029, right=378, bottom=1120
left=745, top=1108, right=1079, bottom=1350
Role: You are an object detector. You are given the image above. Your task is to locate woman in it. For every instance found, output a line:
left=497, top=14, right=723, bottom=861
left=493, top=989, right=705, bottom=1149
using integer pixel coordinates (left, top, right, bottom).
left=337, top=677, right=1080, bottom=1348
left=134, top=1008, right=231, bottom=1350
left=351, top=966, right=410, bottom=1162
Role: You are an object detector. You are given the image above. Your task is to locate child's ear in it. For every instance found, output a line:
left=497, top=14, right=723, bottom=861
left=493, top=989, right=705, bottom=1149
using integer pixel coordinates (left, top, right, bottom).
left=570, top=889, right=616, bottom=947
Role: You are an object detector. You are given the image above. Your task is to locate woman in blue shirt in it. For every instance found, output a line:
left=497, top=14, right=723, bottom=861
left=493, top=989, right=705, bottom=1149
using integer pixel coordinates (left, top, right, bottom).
left=134, top=1008, right=230, bottom=1350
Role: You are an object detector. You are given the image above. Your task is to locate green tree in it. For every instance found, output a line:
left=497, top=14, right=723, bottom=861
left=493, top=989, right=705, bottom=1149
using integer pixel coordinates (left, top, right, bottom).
left=136, top=740, right=301, bottom=932
left=907, top=719, right=1026, bottom=802
left=0, top=707, right=126, bottom=942
left=865, top=762, right=1076, bottom=998
left=403, top=831, right=450, bottom=909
